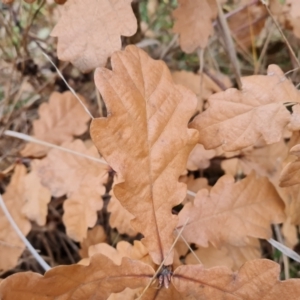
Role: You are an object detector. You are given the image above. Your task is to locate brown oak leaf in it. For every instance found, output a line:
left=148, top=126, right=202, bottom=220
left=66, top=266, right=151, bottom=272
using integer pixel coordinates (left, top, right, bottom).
left=79, top=225, right=107, bottom=258
left=172, top=0, right=217, bottom=52
left=2, top=256, right=300, bottom=299
left=22, top=160, right=51, bottom=226
left=108, top=194, right=137, bottom=236
left=90, top=45, right=199, bottom=265
left=279, top=144, right=300, bottom=187
left=191, top=65, right=300, bottom=151
left=51, top=0, right=137, bottom=72
left=177, top=172, right=285, bottom=247
left=35, top=139, right=108, bottom=241
left=0, top=254, right=154, bottom=299
left=0, top=164, right=31, bottom=271
left=21, top=91, right=90, bottom=157
left=173, top=259, right=300, bottom=299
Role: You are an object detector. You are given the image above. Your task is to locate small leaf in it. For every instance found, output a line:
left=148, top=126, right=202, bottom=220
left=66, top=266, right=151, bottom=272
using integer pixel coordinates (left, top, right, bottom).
left=21, top=91, right=90, bottom=157
left=0, top=164, right=31, bottom=272
left=35, top=139, right=108, bottom=241
left=172, top=0, right=217, bottom=52
left=23, top=160, right=51, bottom=226
left=51, top=0, right=137, bottom=72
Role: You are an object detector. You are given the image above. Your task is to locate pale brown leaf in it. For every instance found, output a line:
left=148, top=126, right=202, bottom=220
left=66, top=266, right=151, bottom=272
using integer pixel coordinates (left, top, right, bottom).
left=228, top=1, right=267, bottom=50
left=187, top=144, right=216, bottom=170
left=63, top=186, right=104, bottom=241
left=90, top=45, right=198, bottom=265
left=186, top=238, right=261, bottom=271
left=79, top=225, right=107, bottom=258
left=221, top=139, right=288, bottom=182
left=36, top=139, right=108, bottom=241
left=0, top=254, right=154, bottom=299
left=0, top=164, right=31, bottom=271
left=280, top=144, right=300, bottom=187
left=191, top=65, right=300, bottom=151
left=22, top=160, right=51, bottom=226
left=177, top=172, right=285, bottom=248
left=51, top=0, right=137, bottom=72
left=172, top=0, right=217, bottom=52
left=21, top=91, right=90, bottom=157
left=171, top=70, right=228, bottom=112
left=185, top=243, right=234, bottom=269
left=108, top=190, right=137, bottom=236
left=173, top=259, right=300, bottom=299
left=282, top=217, right=298, bottom=248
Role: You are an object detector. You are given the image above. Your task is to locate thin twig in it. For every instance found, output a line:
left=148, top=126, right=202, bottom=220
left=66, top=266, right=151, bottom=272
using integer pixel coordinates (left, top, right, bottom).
left=187, top=190, right=196, bottom=197
left=273, top=224, right=290, bottom=279
left=197, top=48, right=205, bottom=111
left=261, top=1, right=300, bottom=68
left=216, top=1, right=242, bottom=89
left=0, top=193, right=51, bottom=271
left=268, top=238, right=300, bottom=263
left=176, top=229, right=202, bottom=264
left=4, top=130, right=109, bottom=166
left=38, top=46, right=94, bottom=119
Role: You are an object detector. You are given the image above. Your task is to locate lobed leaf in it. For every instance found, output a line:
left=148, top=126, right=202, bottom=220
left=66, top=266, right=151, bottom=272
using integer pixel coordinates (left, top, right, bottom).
left=35, top=139, right=108, bottom=241
left=190, top=65, right=300, bottom=151
left=0, top=254, right=154, bottom=299
left=21, top=91, right=90, bottom=157
left=23, top=160, right=51, bottom=226
left=90, top=45, right=199, bottom=265
left=51, top=0, right=137, bottom=72
left=279, top=144, right=300, bottom=187
left=172, top=0, right=217, bottom=52
left=177, top=172, right=285, bottom=247
left=173, top=259, right=300, bottom=299
left=0, top=164, right=31, bottom=271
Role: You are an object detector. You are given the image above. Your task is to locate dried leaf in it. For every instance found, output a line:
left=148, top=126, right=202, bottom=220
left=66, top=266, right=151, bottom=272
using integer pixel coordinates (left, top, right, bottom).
left=225, top=238, right=261, bottom=270
left=21, top=91, right=90, bottom=157
left=282, top=217, right=298, bottom=248
left=191, top=65, right=300, bottom=151
left=173, top=259, right=300, bottom=299
left=172, top=0, right=217, bottom=52
left=90, top=45, right=198, bottom=265
left=187, top=144, right=216, bottom=170
left=228, top=1, right=267, bottom=50
left=79, top=225, right=107, bottom=258
left=0, top=164, right=31, bottom=271
left=289, top=104, right=300, bottom=131
left=63, top=186, right=104, bottom=241
left=22, top=160, right=51, bottom=226
left=178, top=172, right=285, bottom=247
left=51, top=0, right=137, bottom=72
left=186, top=243, right=234, bottom=269
left=283, top=184, right=300, bottom=224
left=0, top=254, right=154, bottom=299
left=280, top=144, right=300, bottom=187
left=171, top=70, right=227, bottom=112
left=108, top=190, right=137, bottom=236
left=36, top=139, right=107, bottom=197
left=36, top=139, right=108, bottom=241
left=221, top=139, right=288, bottom=182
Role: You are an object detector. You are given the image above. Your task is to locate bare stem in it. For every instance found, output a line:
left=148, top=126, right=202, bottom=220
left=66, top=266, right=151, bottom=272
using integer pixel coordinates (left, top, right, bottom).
left=4, top=130, right=109, bottom=166
left=0, top=193, right=51, bottom=272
